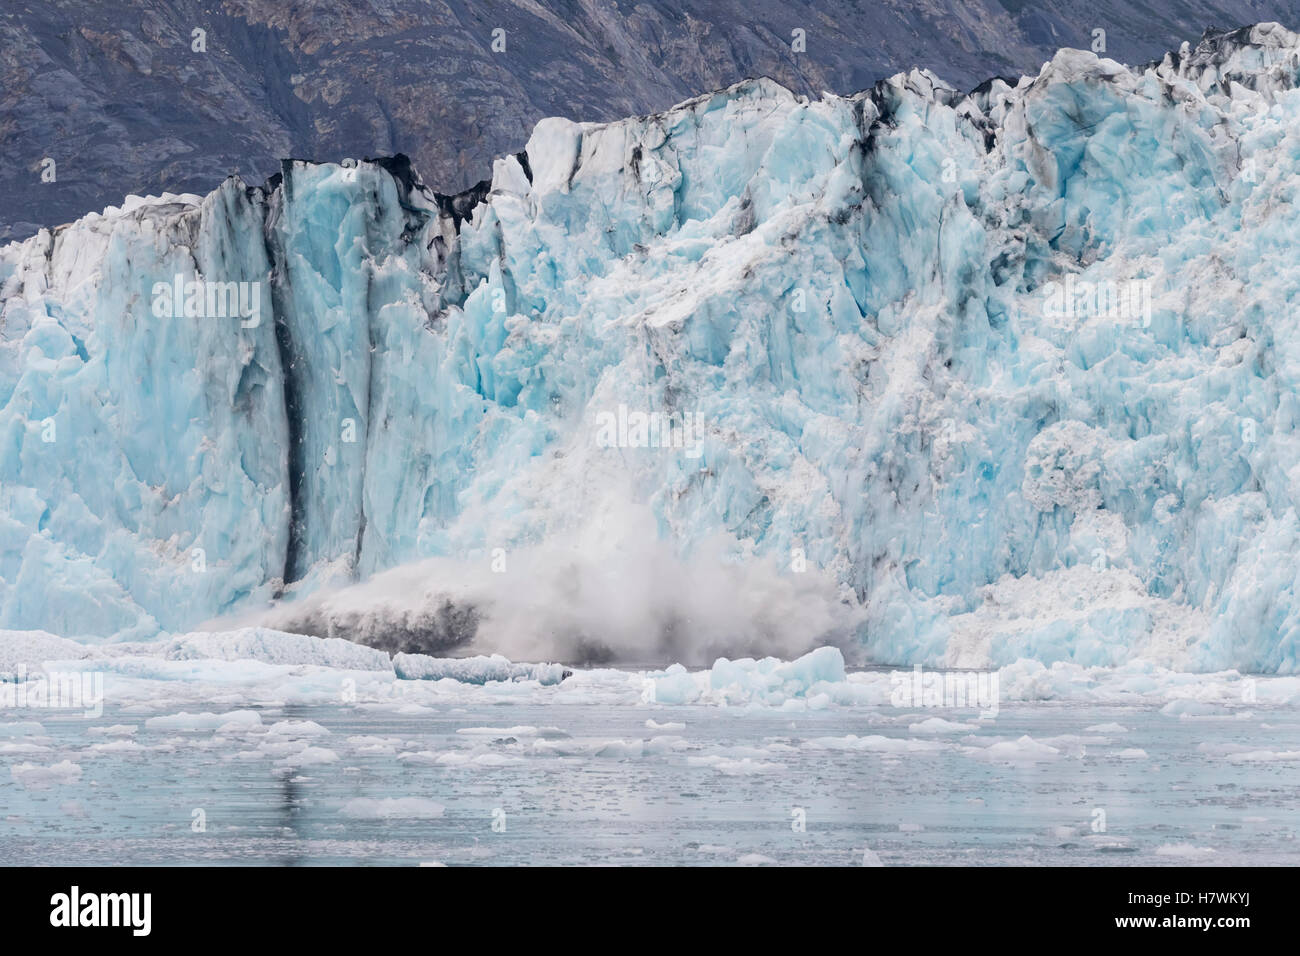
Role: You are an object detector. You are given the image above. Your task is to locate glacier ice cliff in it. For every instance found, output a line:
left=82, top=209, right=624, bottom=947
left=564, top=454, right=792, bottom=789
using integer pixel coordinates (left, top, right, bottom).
left=5, top=23, right=1300, bottom=671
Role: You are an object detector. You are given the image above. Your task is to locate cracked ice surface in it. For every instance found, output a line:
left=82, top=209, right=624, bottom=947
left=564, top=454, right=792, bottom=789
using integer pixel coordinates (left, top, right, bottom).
left=4, top=26, right=1300, bottom=670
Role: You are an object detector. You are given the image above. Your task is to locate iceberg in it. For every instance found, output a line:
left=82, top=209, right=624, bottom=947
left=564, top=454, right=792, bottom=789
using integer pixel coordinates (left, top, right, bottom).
left=4, top=25, right=1300, bottom=672
left=392, top=652, right=571, bottom=685
left=159, top=627, right=393, bottom=671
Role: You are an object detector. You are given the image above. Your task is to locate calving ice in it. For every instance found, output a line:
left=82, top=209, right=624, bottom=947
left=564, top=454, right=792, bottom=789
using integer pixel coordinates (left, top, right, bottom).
left=150, top=273, right=262, bottom=327
left=49, top=886, right=151, bottom=936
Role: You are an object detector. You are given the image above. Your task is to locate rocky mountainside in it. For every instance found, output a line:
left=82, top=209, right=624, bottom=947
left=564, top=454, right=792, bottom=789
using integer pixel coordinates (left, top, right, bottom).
left=4, top=0, right=1300, bottom=241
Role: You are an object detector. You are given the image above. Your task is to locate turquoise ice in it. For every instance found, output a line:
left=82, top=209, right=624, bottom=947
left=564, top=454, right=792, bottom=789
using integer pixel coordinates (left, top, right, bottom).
left=4, top=25, right=1300, bottom=671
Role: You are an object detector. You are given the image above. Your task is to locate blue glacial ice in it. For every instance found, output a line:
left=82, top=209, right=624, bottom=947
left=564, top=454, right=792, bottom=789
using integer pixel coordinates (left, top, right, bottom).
left=4, top=24, right=1300, bottom=672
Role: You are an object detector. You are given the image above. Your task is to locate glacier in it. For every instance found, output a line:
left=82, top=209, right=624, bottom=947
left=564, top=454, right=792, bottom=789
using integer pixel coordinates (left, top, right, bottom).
left=5, top=24, right=1300, bottom=671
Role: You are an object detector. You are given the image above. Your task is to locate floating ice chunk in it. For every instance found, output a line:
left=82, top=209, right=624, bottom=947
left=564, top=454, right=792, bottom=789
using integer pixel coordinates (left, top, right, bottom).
left=1159, top=699, right=1234, bottom=717
left=266, top=720, right=331, bottom=737
left=1224, top=749, right=1300, bottom=762
left=144, top=710, right=263, bottom=732
left=163, top=628, right=392, bottom=671
left=805, top=734, right=946, bottom=753
left=275, top=746, right=338, bottom=768
left=215, top=717, right=264, bottom=735
left=695, top=845, right=733, bottom=856
left=908, top=717, right=977, bottom=734
left=966, top=735, right=1063, bottom=764
left=644, top=735, right=689, bottom=754
left=395, top=750, right=440, bottom=764
left=0, top=741, right=51, bottom=754
left=0, top=630, right=95, bottom=673
left=650, top=666, right=701, bottom=704
left=534, top=738, right=644, bottom=759
left=393, top=653, right=570, bottom=685
left=87, top=724, right=137, bottom=737
left=1154, top=844, right=1216, bottom=857
left=455, top=725, right=541, bottom=736
left=709, top=647, right=845, bottom=694
left=11, top=759, right=82, bottom=788
left=88, top=739, right=146, bottom=754
left=687, top=755, right=783, bottom=774
left=645, top=719, right=686, bottom=731
left=434, top=751, right=526, bottom=767
left=651, top=646, right=850, bottom=707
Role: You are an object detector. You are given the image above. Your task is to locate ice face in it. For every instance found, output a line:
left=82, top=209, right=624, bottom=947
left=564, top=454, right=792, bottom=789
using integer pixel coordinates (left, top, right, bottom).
left=0, top=184, right=290, bottom=641
left=4, top=25, right=1300, bottom=672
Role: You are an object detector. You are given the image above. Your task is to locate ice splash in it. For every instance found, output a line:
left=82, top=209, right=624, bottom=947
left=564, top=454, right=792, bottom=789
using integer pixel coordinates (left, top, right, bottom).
left=253, top=503, right=862, bottom=667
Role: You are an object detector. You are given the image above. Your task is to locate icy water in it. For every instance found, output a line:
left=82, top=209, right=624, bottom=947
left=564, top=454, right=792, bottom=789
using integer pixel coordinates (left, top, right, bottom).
left=3, top=688, right=1299, bottom=866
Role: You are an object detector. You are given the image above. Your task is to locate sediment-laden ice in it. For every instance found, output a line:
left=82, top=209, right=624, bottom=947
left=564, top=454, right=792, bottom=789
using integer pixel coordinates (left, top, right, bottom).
left=4, top=25, right=1300, bottom=671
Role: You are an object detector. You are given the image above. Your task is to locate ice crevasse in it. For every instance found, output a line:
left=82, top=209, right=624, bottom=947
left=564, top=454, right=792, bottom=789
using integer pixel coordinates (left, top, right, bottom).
left=3, top=24, right=1300, bottom=672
